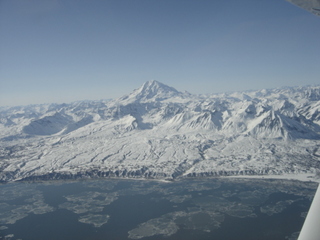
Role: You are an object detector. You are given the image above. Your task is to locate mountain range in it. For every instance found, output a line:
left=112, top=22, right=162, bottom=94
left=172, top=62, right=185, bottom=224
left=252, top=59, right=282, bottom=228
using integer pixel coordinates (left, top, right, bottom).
left=1, top=80, right=320, bottom=182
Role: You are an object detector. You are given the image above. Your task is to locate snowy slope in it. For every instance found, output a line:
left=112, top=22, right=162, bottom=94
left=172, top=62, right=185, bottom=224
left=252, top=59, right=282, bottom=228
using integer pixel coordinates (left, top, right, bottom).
left=1, top=80, right=320, bottom=182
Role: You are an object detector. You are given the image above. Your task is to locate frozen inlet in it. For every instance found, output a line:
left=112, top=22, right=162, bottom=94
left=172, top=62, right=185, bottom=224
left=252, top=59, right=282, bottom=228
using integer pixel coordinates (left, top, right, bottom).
left=297, top=185, right=320, bottom=240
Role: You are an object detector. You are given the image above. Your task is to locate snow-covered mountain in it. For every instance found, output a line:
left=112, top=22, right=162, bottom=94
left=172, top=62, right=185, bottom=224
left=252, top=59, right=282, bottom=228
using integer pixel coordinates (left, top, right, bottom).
left=1, top=80, right=320, bottom=182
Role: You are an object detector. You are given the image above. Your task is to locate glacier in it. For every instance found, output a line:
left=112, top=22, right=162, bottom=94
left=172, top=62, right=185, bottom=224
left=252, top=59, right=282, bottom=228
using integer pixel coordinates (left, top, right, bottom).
left=1, top=80, right=320, bottom=182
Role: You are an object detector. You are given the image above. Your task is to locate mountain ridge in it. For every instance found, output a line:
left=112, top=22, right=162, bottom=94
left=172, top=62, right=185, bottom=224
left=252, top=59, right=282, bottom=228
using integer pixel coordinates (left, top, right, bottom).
left=0, top=81, right=320, bottom=182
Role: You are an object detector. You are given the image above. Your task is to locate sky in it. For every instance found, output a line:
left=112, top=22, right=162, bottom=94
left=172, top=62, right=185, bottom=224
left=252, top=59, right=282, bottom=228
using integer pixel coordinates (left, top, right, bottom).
left=0, top=0, right=320, bottom=106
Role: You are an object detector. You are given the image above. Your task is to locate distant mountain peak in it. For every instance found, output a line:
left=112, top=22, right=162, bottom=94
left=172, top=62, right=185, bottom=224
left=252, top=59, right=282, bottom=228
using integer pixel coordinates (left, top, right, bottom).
left=119, top=80, right=181, bottom=103
left=138, top=80, right=179, bottom=95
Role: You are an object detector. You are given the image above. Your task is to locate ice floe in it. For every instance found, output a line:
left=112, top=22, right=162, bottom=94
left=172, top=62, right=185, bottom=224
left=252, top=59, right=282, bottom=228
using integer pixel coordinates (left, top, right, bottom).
left=260, top=200, right=295, bottom=216
left=0, top=184, right=54, bottom=225
left=78, top=214, right=110, bottom=228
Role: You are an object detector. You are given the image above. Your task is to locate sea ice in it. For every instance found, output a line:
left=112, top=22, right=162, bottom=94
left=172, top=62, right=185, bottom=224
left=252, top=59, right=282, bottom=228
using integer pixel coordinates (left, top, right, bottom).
left=78, top=214, right=110, bottom=228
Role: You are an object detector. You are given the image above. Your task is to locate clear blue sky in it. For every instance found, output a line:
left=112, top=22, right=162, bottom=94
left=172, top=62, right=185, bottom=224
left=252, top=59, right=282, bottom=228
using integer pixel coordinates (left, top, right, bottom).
left=1, top=0, right=319, bottom=106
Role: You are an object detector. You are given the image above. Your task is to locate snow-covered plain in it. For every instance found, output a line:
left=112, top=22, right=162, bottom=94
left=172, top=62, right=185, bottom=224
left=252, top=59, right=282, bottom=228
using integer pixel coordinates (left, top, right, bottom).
left=1, top=80, right=320, bottom=182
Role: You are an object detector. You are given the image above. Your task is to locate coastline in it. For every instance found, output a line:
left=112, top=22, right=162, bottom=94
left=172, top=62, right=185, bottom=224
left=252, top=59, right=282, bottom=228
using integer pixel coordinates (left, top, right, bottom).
left=226, top=173, right=320, bottom=183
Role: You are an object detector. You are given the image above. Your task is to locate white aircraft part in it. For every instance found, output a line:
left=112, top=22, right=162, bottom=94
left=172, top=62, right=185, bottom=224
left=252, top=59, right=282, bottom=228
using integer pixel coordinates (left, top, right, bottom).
left=286, top=0, right=320, bottom=16
left=298, top=185, right=320, bottom=240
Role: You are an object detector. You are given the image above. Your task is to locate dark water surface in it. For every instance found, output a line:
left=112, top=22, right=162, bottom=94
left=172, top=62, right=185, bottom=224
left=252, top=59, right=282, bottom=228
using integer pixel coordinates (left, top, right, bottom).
left=0, top=178, right=317, bottom=240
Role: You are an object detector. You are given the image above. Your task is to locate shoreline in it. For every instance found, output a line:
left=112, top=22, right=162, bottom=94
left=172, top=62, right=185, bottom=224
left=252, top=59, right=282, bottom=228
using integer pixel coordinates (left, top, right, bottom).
left=226, top=173, right=320, bottom=183
left=2, top=172, right=319, bottom=185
